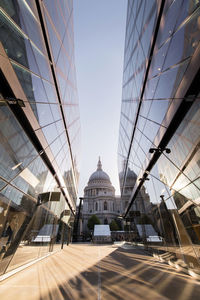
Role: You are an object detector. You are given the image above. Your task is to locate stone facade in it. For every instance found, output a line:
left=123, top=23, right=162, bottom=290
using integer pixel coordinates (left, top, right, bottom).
left=82, top=158, right=122, bottom=234
left=81, top=159, right=151, bottom=237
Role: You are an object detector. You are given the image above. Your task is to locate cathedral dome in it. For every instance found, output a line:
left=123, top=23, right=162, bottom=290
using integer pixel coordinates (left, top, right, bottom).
left=88, top=158, right=111, bottom=184
left=119, top=167, right=137, bottom=189
left=126, top=167, right=137, bottom=180
left=119, top=167, right=136, bottom=180
left=89, top=170, right=110, bottom=181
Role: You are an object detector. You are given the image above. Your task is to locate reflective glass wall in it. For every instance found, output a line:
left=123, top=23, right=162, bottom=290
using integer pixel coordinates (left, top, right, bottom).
left=0, top=0, right=80, bottom=275
left=118, top=0, right=200, bottom=269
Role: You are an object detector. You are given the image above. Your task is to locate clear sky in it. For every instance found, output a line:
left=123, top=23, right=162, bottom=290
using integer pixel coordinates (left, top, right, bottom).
left=73, top=0, right=127, bottom=197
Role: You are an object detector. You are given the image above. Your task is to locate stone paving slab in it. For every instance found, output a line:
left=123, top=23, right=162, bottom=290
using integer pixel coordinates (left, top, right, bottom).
left=0, top=243, right=200, bottom=300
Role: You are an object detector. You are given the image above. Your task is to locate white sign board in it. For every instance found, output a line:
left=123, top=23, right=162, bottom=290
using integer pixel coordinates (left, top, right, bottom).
left=94, top=225, right=111, bottom=236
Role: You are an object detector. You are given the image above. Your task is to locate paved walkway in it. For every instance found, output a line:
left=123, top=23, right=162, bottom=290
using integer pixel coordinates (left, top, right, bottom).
left=0, top=243, right=200, bottom=300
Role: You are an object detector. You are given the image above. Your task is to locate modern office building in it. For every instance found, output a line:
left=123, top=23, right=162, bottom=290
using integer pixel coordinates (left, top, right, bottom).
left=0, top=0, right=80, bottom=275
left=118, top=0, right=200, bottom=270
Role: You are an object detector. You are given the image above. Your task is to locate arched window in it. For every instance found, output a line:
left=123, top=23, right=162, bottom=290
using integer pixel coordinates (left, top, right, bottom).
left=104, top=201, right=107, bottom=210
left=104, top=218, right=108, bottom=224
left=95, top=202, right=98, bottom=211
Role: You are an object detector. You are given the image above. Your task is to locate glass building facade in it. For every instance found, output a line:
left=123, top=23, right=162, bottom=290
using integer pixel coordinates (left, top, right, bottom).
left=118, top=0, right=200, bottom=270
left=0, top=0, right=80, bottom=275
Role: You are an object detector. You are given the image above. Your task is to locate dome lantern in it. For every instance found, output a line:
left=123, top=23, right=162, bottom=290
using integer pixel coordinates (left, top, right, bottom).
left=97, top=156, right=102, bottom=170
left=85, top=158, right=115, bottom=192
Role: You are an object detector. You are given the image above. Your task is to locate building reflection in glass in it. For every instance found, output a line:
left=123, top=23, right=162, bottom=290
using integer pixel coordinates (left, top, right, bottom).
left=0, top=0, right=80, bottom=275
left=118, top=0, right=200, bottom=270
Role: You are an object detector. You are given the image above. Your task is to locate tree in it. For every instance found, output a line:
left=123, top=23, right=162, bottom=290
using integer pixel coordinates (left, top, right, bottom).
left=138, top=214, right=152, bottom=225
left=87, top=215, right=100, bottom=231
left=110, top=220, right=119, bottom=231
left=115, top=218, right=122, bottom=230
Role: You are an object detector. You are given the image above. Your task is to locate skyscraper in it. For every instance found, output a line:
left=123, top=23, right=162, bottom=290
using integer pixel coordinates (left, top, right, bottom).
left=0, top=0, right=80, bottom=275
left=118, top=1, right=200, bottom=270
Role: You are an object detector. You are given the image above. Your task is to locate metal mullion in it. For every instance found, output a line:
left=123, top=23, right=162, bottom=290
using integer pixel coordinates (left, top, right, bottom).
left=121, top=0, right=166, bottom=200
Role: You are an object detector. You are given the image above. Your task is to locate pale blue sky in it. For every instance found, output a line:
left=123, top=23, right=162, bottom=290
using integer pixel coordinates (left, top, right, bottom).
left=74, top=0, right=127, bottom=196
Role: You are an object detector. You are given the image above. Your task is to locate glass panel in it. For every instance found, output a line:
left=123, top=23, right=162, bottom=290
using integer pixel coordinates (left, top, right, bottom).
left=136, top=1, right=145, bottom=34
left=63, top=27, right=72, bottom=59
left=41, top=123, right=60, bottom=145
left=143, top=77, right=159, bottom=101
left=57, top=71, right=67, bottom=100
left=147, top=100, right=170, bottom=125
left=143, top=119, right=165, bottom=144
left=172, top=182, right=200, bottom=204
left=175, top=0, right=200, bottom=30
left=32, top=44, right=53, bottom=83
left=157, top=0, right=182, bottom=47
left=0, top=106, right=37, bottom=182
left=0, top=9, right=41, bottom=76
left=50, top=104, right=62, bottom=122
left=163, top=6, right=200, bottom=71
left=18, top=1, right=47, bottom=54
left=44, top=13, right=61, bottom=62
left=56, top=46, right=70, bottom=79
left=55, top=120, right=65, bottom=136
left=50, top=138, right=63, bottom=160
left=157, top=155, right=182, bottom=187
left=44, top=0, right=66, bottom=41
left=11, top=157, right=56, bottom=199
left=154, top=64, right=188, bottom=100
left=6, top=203, right=54, bottom=271
left=149, top=41, right=170, bottom=78
left=140, top=4, right=157, bottom=58
left=42, top=80, right=58, bottom=103
left=11, top=62, right=51, bottom=121
left=167, top=98, right=200, bottom=171
left=34, top=103, right=55, bottom=127
left=0, top=0, right=47, bottom=54
left=0, top=185, right=36, bottom=275
left=180, top=204, right=200, bottom=245
left=0, top=179, right=6, bottom=191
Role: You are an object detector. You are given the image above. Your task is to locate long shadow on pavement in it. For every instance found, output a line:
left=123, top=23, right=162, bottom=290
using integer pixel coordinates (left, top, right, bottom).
left=43, top=246, right=200, bottom=300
